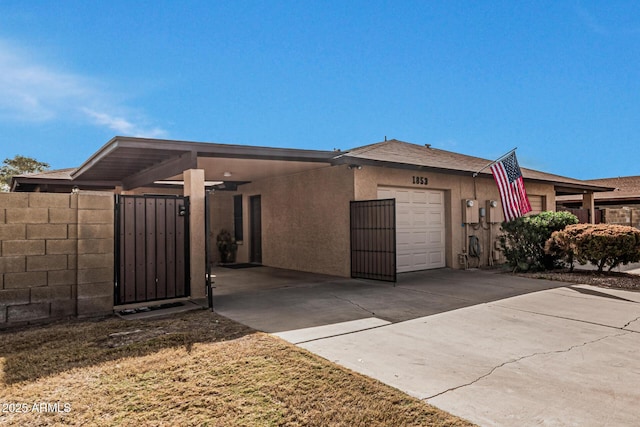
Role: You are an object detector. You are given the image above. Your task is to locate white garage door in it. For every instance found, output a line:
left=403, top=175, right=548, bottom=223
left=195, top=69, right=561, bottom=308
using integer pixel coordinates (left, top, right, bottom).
left=378, top=187, right=446, bottom=273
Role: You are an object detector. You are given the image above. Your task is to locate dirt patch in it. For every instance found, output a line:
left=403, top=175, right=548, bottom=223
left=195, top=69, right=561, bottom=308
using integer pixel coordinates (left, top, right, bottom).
left=0, top=309, right=253, bottom=385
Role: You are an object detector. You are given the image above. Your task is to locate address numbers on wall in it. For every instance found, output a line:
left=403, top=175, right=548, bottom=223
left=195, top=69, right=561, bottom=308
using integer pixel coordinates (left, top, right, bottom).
left=412, top=176, right=429, bottom=185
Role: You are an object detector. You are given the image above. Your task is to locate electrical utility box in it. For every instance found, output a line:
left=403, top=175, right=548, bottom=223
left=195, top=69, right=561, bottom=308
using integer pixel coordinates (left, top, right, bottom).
left=486, top=199, right=504, bottom=224
left=462, top=199, right=479, bottom=224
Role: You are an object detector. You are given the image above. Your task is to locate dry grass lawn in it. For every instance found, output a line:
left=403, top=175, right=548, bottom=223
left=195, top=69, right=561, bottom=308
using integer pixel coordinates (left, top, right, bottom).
left=1, top=310, right=473, bottom=426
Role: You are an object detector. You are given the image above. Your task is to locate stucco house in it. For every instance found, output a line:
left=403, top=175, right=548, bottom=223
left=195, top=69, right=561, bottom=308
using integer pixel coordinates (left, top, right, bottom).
left=11, top=136, right=612, bottom=306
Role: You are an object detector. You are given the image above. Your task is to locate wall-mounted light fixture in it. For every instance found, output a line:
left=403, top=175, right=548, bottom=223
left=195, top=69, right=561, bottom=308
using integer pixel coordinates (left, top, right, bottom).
left=490, top=200, right=498, bottom=208
left=223, top=171, right=232, bottom=177
left=466, top=199, right=475, bottom=207
left=347, top=164, right=363, bottom=170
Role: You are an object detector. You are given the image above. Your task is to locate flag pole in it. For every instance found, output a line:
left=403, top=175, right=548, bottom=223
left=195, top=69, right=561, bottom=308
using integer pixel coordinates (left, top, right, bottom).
left=472, top=147, right=517, bottom=178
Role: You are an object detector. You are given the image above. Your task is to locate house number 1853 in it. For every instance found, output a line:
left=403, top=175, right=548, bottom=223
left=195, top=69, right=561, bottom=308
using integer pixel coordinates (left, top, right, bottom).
left=412, top=176, right=428, bottom=185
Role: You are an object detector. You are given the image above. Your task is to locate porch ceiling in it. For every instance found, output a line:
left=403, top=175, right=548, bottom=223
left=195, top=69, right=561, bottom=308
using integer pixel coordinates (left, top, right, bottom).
left=72, top=136, right=336, bottom=190
left=194, top=157, right=333, bottom=183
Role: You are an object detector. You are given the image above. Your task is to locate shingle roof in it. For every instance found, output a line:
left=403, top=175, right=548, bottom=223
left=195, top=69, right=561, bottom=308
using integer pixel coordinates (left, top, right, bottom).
left=15, top=168, right=75, bottom=180
left=557, top=175, right=640, bottom=202
left=12, top=138, right=613, bottom=195
left=339, top=139, right=609, bottom=190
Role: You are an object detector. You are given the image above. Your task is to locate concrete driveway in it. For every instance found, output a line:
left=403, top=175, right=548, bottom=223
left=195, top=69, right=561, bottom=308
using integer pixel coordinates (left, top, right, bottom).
left=213, top=267, right=640, bottom=426
left=213, top=266, right=565, bottom=332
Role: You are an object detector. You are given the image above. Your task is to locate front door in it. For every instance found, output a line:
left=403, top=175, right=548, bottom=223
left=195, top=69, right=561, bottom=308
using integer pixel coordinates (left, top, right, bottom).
left=250, top=195, right=262, bottom=263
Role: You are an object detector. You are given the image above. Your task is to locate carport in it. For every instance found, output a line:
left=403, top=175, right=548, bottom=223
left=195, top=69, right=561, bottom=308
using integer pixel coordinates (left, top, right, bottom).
left=37, top=136, right=337, bottom=306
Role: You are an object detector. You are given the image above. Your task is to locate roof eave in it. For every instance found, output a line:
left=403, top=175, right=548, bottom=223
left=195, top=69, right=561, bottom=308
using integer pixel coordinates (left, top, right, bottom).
left=72, top=136, right=337, bottom=181
left=11, top=175, right=120, bottom=192
left=335, top=156, right=615, bottom=194
left=332, top=156, right=485, bottom=176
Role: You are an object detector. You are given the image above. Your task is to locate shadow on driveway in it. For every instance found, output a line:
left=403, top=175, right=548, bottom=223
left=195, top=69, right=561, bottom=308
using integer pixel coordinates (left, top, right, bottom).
left=212, top=267, right=566, bottom=333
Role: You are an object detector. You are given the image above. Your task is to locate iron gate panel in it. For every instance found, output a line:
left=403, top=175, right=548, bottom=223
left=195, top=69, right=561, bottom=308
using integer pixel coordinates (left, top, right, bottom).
left=115, top=195, right=190, bottom=305
left=350, top=198, right=396, bottom=282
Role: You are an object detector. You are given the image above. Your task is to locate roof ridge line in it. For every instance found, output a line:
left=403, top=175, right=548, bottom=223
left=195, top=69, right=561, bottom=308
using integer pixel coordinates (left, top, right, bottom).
left=338, top=140, right=399, bottom=159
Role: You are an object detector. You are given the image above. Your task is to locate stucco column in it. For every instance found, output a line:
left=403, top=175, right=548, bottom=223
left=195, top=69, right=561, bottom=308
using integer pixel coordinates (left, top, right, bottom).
left=582, top=192, right=596, bottom=224
left=184, top=169, right=206, bottom=299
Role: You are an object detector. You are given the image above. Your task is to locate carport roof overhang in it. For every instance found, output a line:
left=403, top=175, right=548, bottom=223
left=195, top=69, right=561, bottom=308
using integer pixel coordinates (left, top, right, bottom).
left=72, top=136, right=337, bottom=190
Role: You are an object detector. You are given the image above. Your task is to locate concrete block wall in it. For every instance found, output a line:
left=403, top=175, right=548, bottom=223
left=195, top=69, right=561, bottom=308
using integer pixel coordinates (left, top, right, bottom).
left=0, top=192, right=114, bottom=327
left=603, top=208, right=640, bottom=229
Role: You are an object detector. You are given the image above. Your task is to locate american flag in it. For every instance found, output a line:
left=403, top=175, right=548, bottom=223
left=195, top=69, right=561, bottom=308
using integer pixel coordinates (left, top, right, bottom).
left=490, top=151, right=532, bottom=222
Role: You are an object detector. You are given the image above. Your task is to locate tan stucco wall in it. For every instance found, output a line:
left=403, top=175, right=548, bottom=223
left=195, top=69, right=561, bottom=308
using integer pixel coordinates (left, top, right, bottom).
left=236, top=165, right=354, bottom=277
left=354, top=166, right=556, bottom=268
left=207, top=163, right=558, bottom=276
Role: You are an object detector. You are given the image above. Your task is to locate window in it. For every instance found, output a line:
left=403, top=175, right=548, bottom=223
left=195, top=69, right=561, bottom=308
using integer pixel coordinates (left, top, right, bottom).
left=233, top=195, right=243, bottom=242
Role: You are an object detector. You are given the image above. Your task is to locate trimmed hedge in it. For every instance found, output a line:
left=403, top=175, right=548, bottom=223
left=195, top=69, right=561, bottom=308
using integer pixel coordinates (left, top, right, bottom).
left=500, top=211, right=579, bottom=272
left=546, top=223, right=640, bottom=273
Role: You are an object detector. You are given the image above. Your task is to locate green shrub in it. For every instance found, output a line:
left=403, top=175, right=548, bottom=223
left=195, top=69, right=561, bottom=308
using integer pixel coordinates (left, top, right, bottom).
left=546, top=224, right=640, bottom=273
left=500, top=211, right=579, bottom=271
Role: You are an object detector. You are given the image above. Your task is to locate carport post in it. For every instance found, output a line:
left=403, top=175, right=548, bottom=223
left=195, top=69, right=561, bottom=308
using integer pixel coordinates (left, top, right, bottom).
left=184, top=169, right=206, bottom=299
left=582, top=191, right=596, bottom=223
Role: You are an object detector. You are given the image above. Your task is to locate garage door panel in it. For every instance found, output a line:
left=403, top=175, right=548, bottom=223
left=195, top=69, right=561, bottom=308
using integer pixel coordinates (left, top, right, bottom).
left=398, top=254, right=427, bottom=273
left=411, top=211, right=428, bottom=227
left=396, top=230, right=412, bottom=246
left=397, top=211, right=411, bottom=227
left=412, top=254, right=428, bottom=269
left=378, top=187, right=446, bottom=273
left=411, top=191, right=428, bottom=204
left=377, top=189, right=393, bottom=200
left=410, top=231, right=427, bottom=245
left=427, top=210, right=443, bottom=226
left=428, top=192, right=443, bottom=204
left=428, top=251, right=445, bottom=267
left=395, top=190, right=411, bottom=203
left=428, top=230, right=444, bottom=244
left=397, top=253, right=412, bottom=271
left=400, top=254, right=430, bottom=273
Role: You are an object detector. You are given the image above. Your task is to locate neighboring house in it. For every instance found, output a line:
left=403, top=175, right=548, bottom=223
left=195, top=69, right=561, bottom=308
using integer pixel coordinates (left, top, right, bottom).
left=11, top=136, right=612, bottom=304
left=9, top=168, right=115, bottom=193
left=556, top=176, right=640, bottom=227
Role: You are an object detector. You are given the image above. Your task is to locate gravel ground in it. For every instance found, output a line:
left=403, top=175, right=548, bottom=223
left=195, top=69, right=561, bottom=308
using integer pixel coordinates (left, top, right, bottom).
left=514, top=269, right=640, bottom=292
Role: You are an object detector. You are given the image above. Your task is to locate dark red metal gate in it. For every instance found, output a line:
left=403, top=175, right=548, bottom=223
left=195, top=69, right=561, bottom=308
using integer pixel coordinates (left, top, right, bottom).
left=350, top=199, right=396, bottom=282
left=115, top=195, right=190, bottom=305
left=561, top=208, right=603, bottom=224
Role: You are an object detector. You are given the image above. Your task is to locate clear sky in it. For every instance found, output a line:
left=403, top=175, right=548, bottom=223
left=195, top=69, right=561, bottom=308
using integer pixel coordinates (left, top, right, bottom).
left=0, top=1, right=638, bottom=180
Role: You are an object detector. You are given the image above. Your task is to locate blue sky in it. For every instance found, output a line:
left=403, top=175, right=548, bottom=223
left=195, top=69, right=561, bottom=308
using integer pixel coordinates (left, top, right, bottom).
left=0, top=1, right=638, bottom=179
